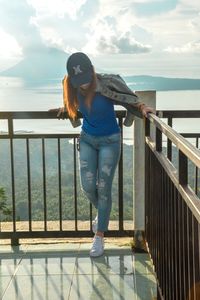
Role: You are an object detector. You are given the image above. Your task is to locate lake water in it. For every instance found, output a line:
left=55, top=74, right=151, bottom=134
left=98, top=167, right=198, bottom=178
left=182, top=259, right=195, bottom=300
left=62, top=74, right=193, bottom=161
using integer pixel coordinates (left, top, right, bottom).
left=0, top=76, right=200, bottom=143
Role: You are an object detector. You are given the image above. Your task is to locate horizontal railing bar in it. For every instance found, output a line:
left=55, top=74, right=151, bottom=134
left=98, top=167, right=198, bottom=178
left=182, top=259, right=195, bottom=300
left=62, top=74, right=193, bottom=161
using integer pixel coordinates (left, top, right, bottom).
left=146, top=136, right=200, bottom=223
left=181, top=133, right=200, bottom=138
left=1, top=110, right=199, bottom=120
left=0, top=110, right=127, bottom=119
left=148, top=114, right=200, bottom=169
left=0, top=111, right=65, bottom=119
left=3, top=133, right=199, bottom=140
left=0, top=134, right=80, bottom=139
left=157, top=110, right=200, bottom=118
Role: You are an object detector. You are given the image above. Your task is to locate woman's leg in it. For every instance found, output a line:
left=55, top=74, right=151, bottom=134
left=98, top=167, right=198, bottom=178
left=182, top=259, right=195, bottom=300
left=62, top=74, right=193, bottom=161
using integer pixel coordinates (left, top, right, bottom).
left=79, top=138, right=98, bottom=209
left=97, top=136, right=121, bottom=232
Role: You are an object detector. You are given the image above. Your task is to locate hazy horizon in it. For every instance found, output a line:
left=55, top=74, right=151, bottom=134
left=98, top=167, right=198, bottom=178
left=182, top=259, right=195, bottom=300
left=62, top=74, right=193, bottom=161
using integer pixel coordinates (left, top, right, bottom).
left=0, top=76, right=200, bottom=143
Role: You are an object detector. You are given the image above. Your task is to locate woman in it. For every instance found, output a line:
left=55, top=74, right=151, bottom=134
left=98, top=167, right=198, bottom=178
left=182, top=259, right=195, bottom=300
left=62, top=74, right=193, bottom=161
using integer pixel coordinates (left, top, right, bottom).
left=56, top=52, right=154, bottom=257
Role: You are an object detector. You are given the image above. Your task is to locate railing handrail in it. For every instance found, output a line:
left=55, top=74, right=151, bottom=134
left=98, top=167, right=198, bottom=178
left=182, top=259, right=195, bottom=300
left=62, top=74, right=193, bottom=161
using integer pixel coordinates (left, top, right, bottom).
left=0, top=110, right=127, bottom=119
left=146, top=113, right=200, bottom=223
left=157, top=110, right=200, bottom=118
left=146, top=111, right=200, bottom=300
left=148, top=113, right=200, bottom=169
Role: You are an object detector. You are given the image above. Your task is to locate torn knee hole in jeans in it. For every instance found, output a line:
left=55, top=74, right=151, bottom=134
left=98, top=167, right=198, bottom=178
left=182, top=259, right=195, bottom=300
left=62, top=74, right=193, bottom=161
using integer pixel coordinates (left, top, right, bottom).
left=84, top=171, right=94, bottom=184
left=80, top=160, right=88, bottom=168
left=100, top=195, right=108, bottom=202
left=98, top=179, right=105, bottom=189
left=102, top=164, right=112, bottom=176
left=98, top=195, right=109, bottom=207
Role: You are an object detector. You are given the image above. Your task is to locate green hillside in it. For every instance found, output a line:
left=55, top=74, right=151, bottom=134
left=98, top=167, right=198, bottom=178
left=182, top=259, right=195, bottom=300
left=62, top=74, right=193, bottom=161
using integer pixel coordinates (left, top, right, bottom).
left=0, top=139, right=133, bottom=222
left=0, top=138, right=199, bottom=223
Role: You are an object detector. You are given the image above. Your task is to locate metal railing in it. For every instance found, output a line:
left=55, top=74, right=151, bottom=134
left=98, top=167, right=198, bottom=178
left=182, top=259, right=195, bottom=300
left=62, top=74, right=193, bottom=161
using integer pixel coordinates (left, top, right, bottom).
left=158, top=110, right=200, bottom=196
left=145, top=113, right=200, bottom=300
left=0, top=111, right=133, bottom=244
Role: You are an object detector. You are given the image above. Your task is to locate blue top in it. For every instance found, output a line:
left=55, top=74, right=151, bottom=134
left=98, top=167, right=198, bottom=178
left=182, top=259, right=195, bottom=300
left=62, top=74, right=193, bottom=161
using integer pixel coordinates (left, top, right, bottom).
left=77, top=92, right=120, bottom=136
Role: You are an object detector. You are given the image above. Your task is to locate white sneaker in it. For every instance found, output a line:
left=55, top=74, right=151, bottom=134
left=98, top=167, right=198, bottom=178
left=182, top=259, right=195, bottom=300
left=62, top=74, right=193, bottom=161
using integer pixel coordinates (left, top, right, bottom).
left=92, top=215, right=98, bottom=234
left=90, top=235, right=104, bottom=257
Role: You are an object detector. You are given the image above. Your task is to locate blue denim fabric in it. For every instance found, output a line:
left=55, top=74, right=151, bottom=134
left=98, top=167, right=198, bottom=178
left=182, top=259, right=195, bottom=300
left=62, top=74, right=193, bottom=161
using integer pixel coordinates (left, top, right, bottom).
left=79, top=130, right=121, bottom=232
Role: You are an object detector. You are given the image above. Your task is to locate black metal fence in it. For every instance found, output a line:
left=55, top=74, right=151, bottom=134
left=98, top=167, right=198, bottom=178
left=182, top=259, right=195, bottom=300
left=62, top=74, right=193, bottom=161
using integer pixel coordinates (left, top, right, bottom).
left=158, top=110, right=200, bottom=196
left=145, top=113, right=200, bottom=300
left=0, top=111, right=133, bottom=244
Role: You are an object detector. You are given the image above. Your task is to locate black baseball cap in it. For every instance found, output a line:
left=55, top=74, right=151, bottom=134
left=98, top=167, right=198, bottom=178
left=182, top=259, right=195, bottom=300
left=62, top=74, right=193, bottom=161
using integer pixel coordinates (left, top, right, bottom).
left=66, top=52, right=93, bottom=88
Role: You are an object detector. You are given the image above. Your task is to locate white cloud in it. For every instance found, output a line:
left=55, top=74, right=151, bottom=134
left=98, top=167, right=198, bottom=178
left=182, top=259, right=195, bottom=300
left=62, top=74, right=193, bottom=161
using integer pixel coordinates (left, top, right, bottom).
left=26, top=0, right=199, bottom=57
left=27, top=0, right=92, bottom=53
left=115, top=33, right=151, bottom=53
left=0, top=28, right=22, bottom=58
left=0, top=28, right=23, bottom=72
left=132, top=0, right=200, bottom=52
left=179, top=0, right=200, bottom=10
left=165, top=40, right=200, bottom=54
left=32, top=26, right=64, bottom=49
left=27, top=0, right=87, bottom=19
left=83, top=31, right=151, bottom=55
left=190, top=12, right=200, bottom=30
left=82, top=2, right=152, bottom=56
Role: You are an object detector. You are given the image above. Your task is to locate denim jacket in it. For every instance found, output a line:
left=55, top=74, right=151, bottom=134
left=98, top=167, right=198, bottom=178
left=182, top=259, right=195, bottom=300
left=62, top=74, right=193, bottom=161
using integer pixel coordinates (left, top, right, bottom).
left=63, top=73, right=143, bottom=128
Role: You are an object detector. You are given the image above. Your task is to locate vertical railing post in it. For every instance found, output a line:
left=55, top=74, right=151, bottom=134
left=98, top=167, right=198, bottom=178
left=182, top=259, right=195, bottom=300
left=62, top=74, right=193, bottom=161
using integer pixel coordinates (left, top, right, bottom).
left=179, top=150, right=188, bottom=186
left=8, top=115, right=19, bottom=245
left=167, top=117, right=173, bottom=161
left=134, top=91, right=156, bottom=249
left=156, top=128, right=162, bottom=152
left=118, top=115, right=124, bottom=232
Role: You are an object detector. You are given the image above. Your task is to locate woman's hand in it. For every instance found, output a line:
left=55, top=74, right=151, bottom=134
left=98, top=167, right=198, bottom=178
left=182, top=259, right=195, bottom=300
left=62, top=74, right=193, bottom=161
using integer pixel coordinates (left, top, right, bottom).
left=140, top=105, right=156, bottom=118
left=137, top=103, right=156, bottom=118
left=48, top=107, right=66, bottom=119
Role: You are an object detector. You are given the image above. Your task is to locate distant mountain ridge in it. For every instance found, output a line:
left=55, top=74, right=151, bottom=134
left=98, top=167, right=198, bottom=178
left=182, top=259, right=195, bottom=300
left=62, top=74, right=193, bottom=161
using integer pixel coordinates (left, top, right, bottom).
left=1, top=47, right=200, bottom=90
left=124, top=75, right=200, bottom=91
left=1, top=47, right=68, bottom=83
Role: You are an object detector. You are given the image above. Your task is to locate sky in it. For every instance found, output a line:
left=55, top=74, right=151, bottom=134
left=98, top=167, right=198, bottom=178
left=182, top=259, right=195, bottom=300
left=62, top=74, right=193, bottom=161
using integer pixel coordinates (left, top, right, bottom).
left=0, top=0, right=200, bottom=78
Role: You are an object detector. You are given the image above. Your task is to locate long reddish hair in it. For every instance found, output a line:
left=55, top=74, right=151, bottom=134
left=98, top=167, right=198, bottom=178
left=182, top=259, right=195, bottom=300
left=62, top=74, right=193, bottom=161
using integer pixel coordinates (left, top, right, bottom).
left=63, top=68, right=97, bottom=120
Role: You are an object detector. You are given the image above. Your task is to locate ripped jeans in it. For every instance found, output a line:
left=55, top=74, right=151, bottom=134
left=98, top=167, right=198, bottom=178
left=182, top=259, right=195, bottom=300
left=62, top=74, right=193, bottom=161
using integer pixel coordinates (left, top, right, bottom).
left=78, top=130, right=121, bottom=232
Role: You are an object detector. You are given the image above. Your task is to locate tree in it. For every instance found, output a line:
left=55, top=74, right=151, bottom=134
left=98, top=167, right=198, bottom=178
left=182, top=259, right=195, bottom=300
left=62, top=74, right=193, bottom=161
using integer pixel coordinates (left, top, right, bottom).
left=0, top=187, right=11, bottom=221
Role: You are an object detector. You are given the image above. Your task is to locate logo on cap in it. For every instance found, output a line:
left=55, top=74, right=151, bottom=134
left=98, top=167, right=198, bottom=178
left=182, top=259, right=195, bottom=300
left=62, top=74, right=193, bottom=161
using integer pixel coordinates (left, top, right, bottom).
left=73, top=65, right=83, bottom=76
